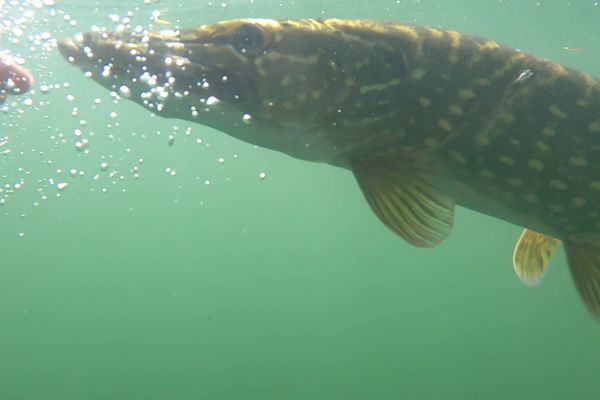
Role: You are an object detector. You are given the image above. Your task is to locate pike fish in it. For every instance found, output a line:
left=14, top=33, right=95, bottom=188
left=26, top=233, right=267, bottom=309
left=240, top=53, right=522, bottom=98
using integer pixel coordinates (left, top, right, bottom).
left=58, top=19, right=600, bottom=321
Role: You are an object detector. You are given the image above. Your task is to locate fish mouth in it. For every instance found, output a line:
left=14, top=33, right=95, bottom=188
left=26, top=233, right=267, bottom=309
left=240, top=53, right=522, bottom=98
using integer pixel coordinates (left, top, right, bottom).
left=56, top=28, right=249, bottom=124
left=56, top=38, right=79, bottom=61
left=56, top=32, right=127, bottom=68
left=56, top=28, right=248, bottom=100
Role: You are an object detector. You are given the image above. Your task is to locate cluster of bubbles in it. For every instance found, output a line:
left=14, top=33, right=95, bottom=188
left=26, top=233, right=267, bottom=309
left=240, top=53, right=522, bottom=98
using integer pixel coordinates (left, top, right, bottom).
left=1, top=0, right=270, bottom=239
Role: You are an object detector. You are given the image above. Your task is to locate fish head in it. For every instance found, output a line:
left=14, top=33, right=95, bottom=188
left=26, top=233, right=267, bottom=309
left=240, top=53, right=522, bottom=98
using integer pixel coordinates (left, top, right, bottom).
left=57, top=19, right=375, bottom=163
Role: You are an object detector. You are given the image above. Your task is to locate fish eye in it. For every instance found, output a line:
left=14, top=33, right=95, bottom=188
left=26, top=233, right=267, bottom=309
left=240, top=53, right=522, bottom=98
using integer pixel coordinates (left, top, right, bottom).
left=231, top=24, right=265, bottom=55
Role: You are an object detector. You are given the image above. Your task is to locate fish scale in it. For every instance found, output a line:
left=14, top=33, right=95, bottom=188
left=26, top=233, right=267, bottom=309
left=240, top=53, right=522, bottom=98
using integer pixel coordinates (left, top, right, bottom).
left=58, top=18, right=600, bottom=322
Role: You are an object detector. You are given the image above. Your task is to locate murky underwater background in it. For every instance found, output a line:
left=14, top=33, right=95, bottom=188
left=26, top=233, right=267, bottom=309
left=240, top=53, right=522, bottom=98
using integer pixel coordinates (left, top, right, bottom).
left=1, top=1, right=600, bottom=399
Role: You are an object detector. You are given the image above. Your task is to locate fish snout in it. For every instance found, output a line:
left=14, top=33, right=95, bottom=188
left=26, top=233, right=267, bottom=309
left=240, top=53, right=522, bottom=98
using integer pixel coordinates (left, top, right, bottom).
left=57, top=37, right=80, bottom=61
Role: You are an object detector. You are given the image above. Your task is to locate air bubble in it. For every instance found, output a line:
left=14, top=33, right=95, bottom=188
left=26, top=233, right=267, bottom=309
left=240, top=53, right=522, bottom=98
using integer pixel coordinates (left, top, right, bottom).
left=206, top=96, right=220, bottom=106
left=119, top=85, right=131, bottom=97
left=165, top=167, right=176, bottom=176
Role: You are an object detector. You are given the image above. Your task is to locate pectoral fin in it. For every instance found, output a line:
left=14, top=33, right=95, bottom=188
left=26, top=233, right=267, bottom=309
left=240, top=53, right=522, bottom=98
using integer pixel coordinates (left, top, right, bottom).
left=512, top=229, right=561, bottom=286
left=564, top=240, right=600, bottom=320
left=350, top=152, right=455, bottom=248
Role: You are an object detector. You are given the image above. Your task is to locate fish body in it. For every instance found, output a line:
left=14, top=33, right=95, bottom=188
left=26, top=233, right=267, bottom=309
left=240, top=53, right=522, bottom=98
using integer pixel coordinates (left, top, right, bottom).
left=58, top=19, right=600, bottom=320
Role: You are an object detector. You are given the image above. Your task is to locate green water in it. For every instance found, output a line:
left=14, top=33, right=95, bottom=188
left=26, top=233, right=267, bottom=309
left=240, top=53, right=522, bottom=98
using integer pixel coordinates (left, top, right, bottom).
left=1, top=1, right=600, bottom=399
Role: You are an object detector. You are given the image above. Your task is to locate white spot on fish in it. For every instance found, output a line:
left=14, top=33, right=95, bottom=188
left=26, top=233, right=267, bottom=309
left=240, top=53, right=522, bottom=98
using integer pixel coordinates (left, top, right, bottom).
left=536, top=140, right=550, bottom=151
left=418, top=97, right=431, bottom=107
left=588, top=121, right=600, bottom=133
left=458, top=88, right=476, bottom=100
left=449, top=150, right=467, bottom=164
left=438, top=119, right=452, bottom=132
left=548, top=105, right=567, bottom=119
left=569, top=156, right=587, bottom=166
left=542, top=127, right=555, bottom=136
left=448, top=104, right=463, bottom=115
left=499, top=155, right=515, bottom=166
left=572, top=197, right=587, bottom=207
left=549, top=180, right=567, bottom=190
left=424, top=138, right=438, bottom=148
left=508, top=178, right=523, bottom=187
left=479, top=169, right=495, bottom=178
left=528, top=159, right=544, bottom=171
left=409, top=68, right=426, bottom=80
left=523, top=193, right=539, bottom=204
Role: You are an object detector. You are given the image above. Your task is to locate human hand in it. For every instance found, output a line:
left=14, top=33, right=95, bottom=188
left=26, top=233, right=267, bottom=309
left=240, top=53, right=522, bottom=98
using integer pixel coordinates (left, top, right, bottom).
left=0, top=54, right=33, bottom=104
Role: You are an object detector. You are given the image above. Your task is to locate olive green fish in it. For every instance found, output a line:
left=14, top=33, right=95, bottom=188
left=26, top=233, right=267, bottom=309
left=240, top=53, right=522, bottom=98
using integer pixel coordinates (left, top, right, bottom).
left=58, top=19, right=600, bottom=321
